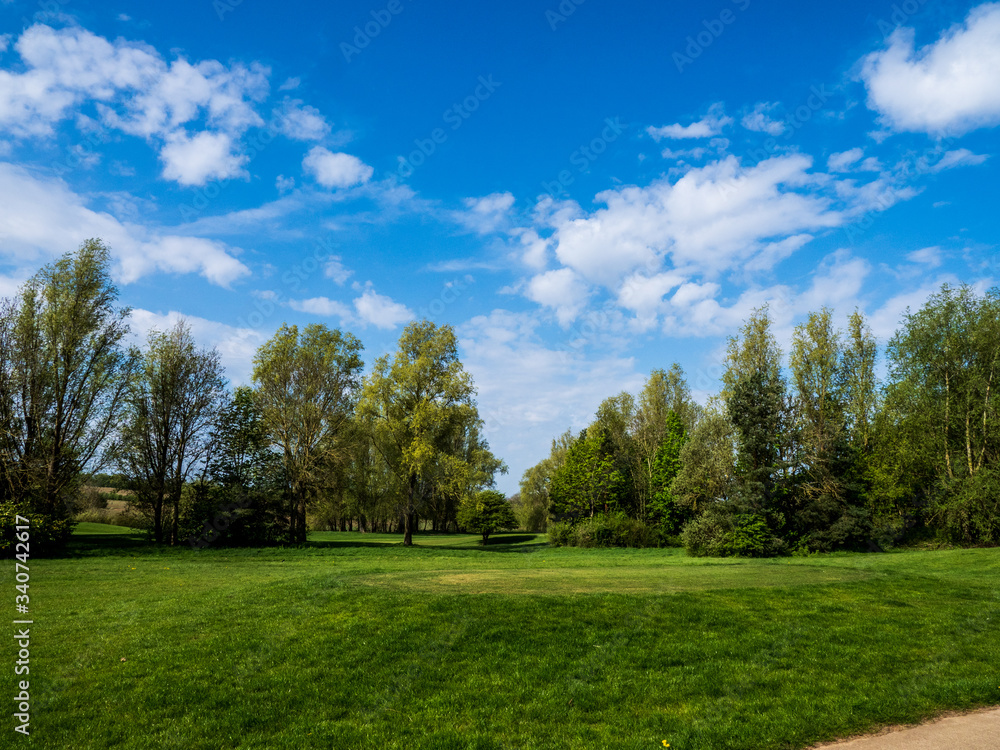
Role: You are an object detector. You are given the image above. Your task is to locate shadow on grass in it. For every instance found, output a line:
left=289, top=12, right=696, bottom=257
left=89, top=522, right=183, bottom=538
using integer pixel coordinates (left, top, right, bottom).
left=64, top=524, right=550, bottom=556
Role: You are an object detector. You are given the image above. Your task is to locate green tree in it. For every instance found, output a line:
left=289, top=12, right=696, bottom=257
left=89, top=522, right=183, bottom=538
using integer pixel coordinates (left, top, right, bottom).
left=192, top=386, right=285, bottom=547
left=118, top=321, right=227, bottom=544
left=724, top=306, right=790, bottom=522
left=875, top=284, right=1000, bottom=542
left=548, top=429, right=624, bottom=520
left=0, top=239, right=134, bottom=548
left=670, top=399, right=736, bottom=514
left=457, top=489, right=517, bottom=543
left=517, top=430, right=573, bottom=532
left=632, top=365, right=701, bottom=517
left=252, top=324, right=364, bottom=543
left=357, top=321, right=504, bottom=546
left=646, top=411, right=689, bottom=534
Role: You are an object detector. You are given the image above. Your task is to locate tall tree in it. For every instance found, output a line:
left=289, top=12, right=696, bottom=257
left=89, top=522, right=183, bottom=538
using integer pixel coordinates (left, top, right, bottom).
left=723, top=306, right=791, bottom=527
left=252, top=323, right=364, bottom=543
left=670, top=399, right=736, bottom=513
left=876, top=284, right=1000, bottom=541
left=548, top=429, right=625, bottom=520
left=632, top=365, right=700, bottom=517
left=0, top=239, right=134, bottom=543
left=119, top=321, right=227, bottom=544
left=357, top=321, right=504, bottom=546
left=646, top=411, right=689, bottom=534
left=517, top=430, right=573, bottom=532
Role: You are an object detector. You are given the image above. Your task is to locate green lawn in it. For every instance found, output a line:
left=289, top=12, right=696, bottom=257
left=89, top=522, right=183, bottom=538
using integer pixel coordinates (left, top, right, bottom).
left=4, top=526, right=1000, bottom=749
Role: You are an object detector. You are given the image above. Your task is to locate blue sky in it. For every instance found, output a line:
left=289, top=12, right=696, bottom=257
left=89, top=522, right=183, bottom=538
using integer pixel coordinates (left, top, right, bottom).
left=1, top=0, right=998, bottom=493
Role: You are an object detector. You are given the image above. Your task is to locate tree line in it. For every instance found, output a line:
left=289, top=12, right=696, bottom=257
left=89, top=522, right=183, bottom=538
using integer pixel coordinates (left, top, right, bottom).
left=518, top=285, right=1000, bottom=554
left=0, top=240, right=506, bottom=551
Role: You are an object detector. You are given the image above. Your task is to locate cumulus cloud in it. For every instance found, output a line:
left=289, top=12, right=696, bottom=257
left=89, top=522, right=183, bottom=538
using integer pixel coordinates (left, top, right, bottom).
left=741, top=102, right=785, bottom=136
left=302, top=146, right=373, bottom=189
left=861, top=3, right=1000, bottom=135
left=539, top=154, right=843, bottom=285
left=353, top=286, right=413, bottom=329
left=0, top=24, right=276, bottom=186
left=828, top=148, right=864, bottom=172
left=159, top=131, right=247, bottom=185
left=647, top=103, right=732, bottom=140
left=525, top=267, right=591, bottom=326
left=0, top=162, right=250, bottom=286
left=452, top=192, right=516, bottom=234
left=274, top=97, right=331, bottom=141
left=288, top=296, right=353, bottom=318
left=930, top=148, right=989, bottom=172
left=129, top=309, right=266, bottom=385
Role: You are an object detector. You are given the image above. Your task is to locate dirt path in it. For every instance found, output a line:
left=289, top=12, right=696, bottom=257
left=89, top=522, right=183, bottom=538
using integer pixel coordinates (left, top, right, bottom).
left=811, top=706, right=1000, bottom=749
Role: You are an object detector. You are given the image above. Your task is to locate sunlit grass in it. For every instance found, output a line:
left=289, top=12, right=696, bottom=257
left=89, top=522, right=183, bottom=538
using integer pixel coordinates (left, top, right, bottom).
left=4, top=525, right=998, bottom=749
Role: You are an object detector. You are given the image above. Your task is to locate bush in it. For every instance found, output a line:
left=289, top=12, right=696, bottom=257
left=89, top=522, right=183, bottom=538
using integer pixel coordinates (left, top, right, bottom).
left=1, top=501, right=75, bottom=555
left=547, top=512, right=664, bottom=548
left=546, top=521, right=573, bottom=546
left=683, top=505, right=786, bottom=557
left=934, top=468, right=1000, bottom=545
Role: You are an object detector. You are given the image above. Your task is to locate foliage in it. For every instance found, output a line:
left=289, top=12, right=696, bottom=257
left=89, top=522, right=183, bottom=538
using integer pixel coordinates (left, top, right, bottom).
left=548, top=429, right=625, bottom=520
left=670, top=399, right=736, bottom=512
left=0, top=499, right=75, bottom=554
left=517, top=430, right=574, bottom=532
left=357, top=321, right=505, bottom=545
left=253, top=323, right=364, bottom=543
left=645, top=411, right=690, bottom=534
left=682, top=505, right=785, bottom=558
left=456, top=489, right=517, bottom=543
left=0, top=239, right=134, bottom=548
left=117, top=321, right=227, bottom=544
left=548, top=511, right=663, bottom=548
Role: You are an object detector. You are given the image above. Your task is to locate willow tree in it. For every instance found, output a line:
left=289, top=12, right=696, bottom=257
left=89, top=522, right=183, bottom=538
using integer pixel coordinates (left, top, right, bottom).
left=253, top=324, right=364, bottom=543
left=0, top=240, right=134, bottom=546
left=357, top=321, right=504, bottom=546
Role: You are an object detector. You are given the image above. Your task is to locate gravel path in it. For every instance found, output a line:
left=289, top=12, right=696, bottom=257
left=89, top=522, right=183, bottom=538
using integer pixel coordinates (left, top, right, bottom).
left=811, top=707, right=1000, bottom=749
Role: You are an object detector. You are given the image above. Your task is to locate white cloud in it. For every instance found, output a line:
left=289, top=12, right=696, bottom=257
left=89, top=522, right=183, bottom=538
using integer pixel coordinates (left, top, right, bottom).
left=278, top=77, right=300, bottom=91
left=861, top=3, right=1000, bottom=135
left=907, top=246, right=943, bottom=267
left=302, top=146, right=373, bottom=189
left=353, top=287, right=412, bottom=329
left=0, top=24, right=274, bottom=186
left=525, top=268, right=591, bottom=326
left=647, top=103, right=732, bottom=140
left=274, top=97, right=331, bottom=141
left=540, top=154, right=843, bottom=285
left=324, top=256, right=353, bottom=285
left=616, top=271, right=686, bottom=330
left=0, top=162, right=250, bottom=287
left=828, top=148, right=864, bottom=172
left=159, top=131, right=247, bottom=185
left=288, top=296, right=353, bottom=319
left=129, top=309, right=266, bottom=386
left=453, top=192, right=515, bottom=234
left=741, top=102, right=785, bottom=136
left=931, top=148, right=989, bottom=172
left=458, top=309, right=643, bottom=492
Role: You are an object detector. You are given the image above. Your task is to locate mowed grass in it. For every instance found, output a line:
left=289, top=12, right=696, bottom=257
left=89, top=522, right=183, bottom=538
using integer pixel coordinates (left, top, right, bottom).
left=4, top=527, right=999, bottom=749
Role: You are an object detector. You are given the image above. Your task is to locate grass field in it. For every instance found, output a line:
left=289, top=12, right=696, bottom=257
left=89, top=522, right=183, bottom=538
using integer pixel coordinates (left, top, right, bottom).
left=4, top=525, right=1000, bottom=749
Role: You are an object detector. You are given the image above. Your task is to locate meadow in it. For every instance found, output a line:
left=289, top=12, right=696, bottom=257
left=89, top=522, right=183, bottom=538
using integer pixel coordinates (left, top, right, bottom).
left=5, top=524, right=1000, bottom=749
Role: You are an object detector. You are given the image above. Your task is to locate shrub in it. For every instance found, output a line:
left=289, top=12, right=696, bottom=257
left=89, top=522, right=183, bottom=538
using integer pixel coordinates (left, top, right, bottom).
left=546, top=521, right=573, bottom=546
left=547, top=513, right=664, bottom=548
left=1, top=501, right=76, bottom=555
left=683, top=505, right=785, bottom=557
